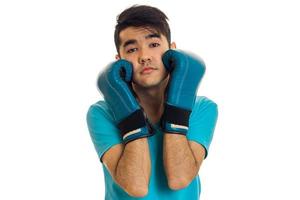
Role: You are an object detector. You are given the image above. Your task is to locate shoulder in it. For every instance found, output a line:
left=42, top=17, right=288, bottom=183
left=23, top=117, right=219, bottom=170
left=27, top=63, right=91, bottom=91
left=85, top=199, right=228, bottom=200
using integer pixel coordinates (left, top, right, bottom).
left=86, top=100, right=115, bottom=123
left=86, top=101, right=122, bottom=161
left=190, top=96, right=218, bottom=120
left=188, top=96, right=218, bottom=158
left=193, top=96, right=218, bottom=112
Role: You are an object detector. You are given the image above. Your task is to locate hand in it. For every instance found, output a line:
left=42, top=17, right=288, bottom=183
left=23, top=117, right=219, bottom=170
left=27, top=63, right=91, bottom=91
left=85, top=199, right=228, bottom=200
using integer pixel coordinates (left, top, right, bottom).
left=97, top=59, right=153, bottom=143
left=161, top=49, right=206, bottom=134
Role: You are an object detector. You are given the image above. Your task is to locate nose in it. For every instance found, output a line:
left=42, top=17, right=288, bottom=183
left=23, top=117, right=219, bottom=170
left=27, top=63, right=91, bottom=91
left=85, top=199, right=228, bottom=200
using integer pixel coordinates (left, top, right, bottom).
left=138, top=48, right=151, bottom=64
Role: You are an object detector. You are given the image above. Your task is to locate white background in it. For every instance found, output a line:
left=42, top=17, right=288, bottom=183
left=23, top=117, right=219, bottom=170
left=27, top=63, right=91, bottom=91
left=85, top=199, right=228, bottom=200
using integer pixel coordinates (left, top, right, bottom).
left=1, top=0, right=300, bottom=199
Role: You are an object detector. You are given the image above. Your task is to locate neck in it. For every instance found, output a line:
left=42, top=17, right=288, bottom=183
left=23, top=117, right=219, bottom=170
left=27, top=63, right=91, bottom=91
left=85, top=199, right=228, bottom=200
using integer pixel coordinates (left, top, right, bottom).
left=132, top=76, right=169, bottom=124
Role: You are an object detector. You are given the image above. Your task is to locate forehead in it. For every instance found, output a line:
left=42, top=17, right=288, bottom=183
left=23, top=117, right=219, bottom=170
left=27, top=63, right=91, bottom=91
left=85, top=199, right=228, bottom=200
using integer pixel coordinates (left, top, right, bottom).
left=119, top=27, right=166, bottom=45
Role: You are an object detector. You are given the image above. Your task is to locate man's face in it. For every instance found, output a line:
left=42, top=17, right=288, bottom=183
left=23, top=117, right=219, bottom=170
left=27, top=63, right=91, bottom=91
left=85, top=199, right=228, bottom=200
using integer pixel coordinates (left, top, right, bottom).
left=117, top=27, right=175, bottom=89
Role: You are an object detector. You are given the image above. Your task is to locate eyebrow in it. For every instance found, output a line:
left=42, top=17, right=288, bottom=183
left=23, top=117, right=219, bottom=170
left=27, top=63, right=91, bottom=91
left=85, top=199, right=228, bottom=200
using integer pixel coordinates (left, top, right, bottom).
left=122, top=33, right=161, bottom=48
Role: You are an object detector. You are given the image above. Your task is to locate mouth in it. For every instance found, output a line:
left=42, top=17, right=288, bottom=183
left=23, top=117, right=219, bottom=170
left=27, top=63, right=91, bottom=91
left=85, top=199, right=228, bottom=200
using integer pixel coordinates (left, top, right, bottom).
left=141, top=67, right=156, bottom=75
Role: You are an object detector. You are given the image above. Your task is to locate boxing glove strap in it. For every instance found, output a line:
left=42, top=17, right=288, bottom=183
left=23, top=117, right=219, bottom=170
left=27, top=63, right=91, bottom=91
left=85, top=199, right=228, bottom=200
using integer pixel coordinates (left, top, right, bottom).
left=162, top=104, right=191, bottom=134
left=118, top=109, right=148, bottom=139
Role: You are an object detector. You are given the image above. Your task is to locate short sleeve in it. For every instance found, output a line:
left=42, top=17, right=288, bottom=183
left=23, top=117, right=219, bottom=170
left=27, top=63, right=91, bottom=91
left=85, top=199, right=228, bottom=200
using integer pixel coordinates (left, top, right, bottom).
left=187, top=96, right=218, bottom=159
left=86, top=101, right=122, bottom=162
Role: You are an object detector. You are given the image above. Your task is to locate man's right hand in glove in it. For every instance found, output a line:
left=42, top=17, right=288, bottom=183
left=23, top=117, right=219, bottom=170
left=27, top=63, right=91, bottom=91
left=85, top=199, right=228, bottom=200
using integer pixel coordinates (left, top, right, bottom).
left=97, top=59, right=153, bottom=144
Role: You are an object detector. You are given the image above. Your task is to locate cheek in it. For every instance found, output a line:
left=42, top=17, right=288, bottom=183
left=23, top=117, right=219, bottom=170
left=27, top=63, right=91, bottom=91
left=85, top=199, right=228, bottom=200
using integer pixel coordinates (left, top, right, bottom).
left=161, top=68, right=169, bottom=79
left=131, top=64, right=140, bottom=81
left=131, top=63, right=140, bottom=75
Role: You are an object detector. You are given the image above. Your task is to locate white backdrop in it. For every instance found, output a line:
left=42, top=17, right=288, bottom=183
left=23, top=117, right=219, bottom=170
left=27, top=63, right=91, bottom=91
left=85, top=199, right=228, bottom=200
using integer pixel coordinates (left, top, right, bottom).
left=1, top=0, right=300, bottom=199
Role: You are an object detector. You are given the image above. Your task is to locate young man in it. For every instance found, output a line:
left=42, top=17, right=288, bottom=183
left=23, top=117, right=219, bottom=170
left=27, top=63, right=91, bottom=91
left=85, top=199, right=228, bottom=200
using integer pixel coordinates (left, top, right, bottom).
left=86, top=5, right=218, bottom=200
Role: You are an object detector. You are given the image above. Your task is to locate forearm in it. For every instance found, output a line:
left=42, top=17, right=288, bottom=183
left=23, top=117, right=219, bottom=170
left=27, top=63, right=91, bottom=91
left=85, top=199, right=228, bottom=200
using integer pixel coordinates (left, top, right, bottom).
left=163, top=134, right=201, bottom=190
left=115, top=138, right=151, bottom=197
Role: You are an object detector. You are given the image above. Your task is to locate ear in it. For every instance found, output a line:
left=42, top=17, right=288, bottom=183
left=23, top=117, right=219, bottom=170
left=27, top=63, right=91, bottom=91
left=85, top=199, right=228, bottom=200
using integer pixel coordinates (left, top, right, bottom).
left=170, top=42, right=176, bottom=49
left=115, top=54, right=120, bottom=60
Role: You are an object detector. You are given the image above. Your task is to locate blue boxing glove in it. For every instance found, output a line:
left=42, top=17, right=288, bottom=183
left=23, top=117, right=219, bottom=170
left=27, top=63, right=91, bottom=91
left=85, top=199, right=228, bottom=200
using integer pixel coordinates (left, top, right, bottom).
left=161, top=49, right=206, bottom=135
left=97, top=59, right=153, bottom=144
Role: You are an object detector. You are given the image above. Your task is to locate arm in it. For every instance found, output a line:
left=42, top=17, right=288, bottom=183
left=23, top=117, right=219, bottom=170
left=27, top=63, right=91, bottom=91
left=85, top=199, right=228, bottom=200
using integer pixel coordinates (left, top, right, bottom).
left=102, top=138, right=150, bottom=197
left=163, top=134, right=205, bottom=190
left=161, top=49, right=206, bottom=190
left=97, top=60, right=153, bottom=197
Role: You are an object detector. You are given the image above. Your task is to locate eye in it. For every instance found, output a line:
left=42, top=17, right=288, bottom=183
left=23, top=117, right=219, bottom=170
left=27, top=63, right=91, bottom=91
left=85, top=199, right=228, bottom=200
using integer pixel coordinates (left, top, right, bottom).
left=126, top=48, right=137, bottom=54
left=149, top=43, right=160, bottom=48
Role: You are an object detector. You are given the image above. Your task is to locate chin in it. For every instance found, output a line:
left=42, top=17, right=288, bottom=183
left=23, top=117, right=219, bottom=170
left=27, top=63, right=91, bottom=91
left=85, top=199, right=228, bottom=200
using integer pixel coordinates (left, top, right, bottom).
left=140, top=80, right=164, bottom=89
left=134, top=73, right=168, bottom=89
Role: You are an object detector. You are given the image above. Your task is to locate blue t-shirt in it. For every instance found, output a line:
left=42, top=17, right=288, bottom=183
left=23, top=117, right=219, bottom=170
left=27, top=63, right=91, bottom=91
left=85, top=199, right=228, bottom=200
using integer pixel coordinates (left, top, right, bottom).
left=86, top=96, right=218, bottom=200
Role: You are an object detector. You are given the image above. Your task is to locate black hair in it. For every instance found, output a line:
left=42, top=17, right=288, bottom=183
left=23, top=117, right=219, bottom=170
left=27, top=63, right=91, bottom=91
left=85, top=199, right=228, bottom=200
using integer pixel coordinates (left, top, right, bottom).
left=114, top=5, right=171, bottom=54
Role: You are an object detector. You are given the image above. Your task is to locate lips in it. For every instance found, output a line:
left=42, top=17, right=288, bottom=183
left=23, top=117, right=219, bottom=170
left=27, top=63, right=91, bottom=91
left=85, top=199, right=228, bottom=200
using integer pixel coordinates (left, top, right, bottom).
left=141, top=67, right=156, bottom=74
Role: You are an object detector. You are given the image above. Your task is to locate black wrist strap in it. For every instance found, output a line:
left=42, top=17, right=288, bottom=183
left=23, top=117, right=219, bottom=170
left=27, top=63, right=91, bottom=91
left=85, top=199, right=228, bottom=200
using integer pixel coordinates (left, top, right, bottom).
left=117, top=109, right=147, bottom=136
left=162, top=104, right=191, bottom=127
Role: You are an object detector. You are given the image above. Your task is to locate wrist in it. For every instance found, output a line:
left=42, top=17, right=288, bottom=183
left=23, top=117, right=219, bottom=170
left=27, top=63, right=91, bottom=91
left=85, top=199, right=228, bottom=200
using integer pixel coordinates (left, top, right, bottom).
left=118, top=109, right=154, bottom=144
left=161, top=104, right=191, bottom=135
